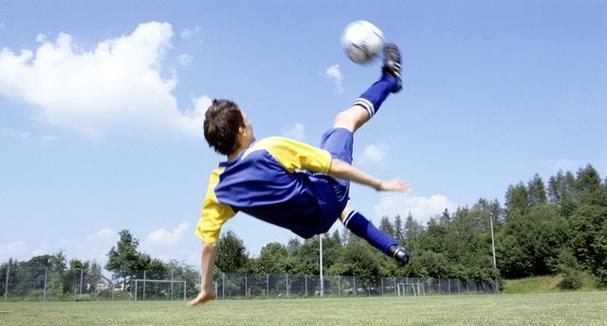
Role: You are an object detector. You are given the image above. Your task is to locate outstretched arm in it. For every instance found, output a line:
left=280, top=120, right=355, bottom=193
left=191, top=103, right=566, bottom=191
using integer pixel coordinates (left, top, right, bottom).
left=328, top=158, right=410, bottom=192
left=188, top=243, right=218, bottom=307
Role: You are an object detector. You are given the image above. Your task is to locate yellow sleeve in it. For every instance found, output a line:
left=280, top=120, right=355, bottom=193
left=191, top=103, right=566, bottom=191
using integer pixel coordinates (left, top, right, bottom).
left=194, top=168, right=236, bottom=244
left=246, top=137, right=332, bottom=173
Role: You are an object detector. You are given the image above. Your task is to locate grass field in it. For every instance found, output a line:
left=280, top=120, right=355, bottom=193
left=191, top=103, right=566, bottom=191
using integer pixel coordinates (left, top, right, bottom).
left=1, top=292, right=606, bottom=326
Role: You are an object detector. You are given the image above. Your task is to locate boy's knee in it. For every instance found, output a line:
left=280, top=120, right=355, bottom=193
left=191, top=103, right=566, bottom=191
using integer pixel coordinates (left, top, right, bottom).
left=333, top=107, right=369, bottom=131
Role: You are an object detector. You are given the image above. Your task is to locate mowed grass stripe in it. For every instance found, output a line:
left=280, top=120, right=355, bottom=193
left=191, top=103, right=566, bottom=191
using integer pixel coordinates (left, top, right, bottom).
left=0, top=292, right=606, bottom=326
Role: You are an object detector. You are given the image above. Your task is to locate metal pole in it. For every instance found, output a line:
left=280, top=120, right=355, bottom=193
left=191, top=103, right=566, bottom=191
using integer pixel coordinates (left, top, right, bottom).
left=135, top=280, right=138, bottom=301
left=79, top=269, right=84, bottom=296
left=394, top=277, right=397, bottom=295
left=319, top=234, right=324, bottom=297
left=171, top=270, right=174, bottom=301
left=337, top=276, right=341, bottom=296
left=43, top=267, right=48, bottom=302
left=143, top=271, right=146, bottom=301
left=381, top=278, right=384, bottom=296
left=222, top=273, right=225, bottom=299
left=244, top=274, right=248, bottom=299
left=353, top=277, right=356, bottom=296
left=304, top=275, right=308, bottom=297
left=489, top=213, right=498, bottom=293
left=266, top=274, right=269, bottom=297
left=184, top=281, right=187, bottom=302
left=285, top=274, right=289, bottom=297
left=4, top=264, right=9, bottom=301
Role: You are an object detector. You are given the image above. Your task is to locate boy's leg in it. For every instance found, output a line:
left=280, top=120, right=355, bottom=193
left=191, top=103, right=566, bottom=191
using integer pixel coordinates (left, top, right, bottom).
left=333, top=43, right=402, bottom=133
left=340, top=205, right=410, bottom=265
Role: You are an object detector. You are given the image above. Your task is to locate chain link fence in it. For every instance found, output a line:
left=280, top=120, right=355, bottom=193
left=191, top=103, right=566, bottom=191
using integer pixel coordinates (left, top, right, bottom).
left=1, top=265, right=498, bottom=301
left=213, top=273, right=498, bottom=299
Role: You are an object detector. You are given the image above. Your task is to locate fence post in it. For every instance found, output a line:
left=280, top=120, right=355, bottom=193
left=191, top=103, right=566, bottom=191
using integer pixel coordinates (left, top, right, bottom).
left=353, top=277, right=356, bottom=296
left=4, top=264, right=9, bottom=301
left=381, top=278, right=384, bottom=296
left=43, top=267, right=48, bottom=302
left=79, top=268, right=84, bottom=296
left=171, top=270, right=174, bottom=300
left=142, top=270, right=146, bottom=301
left=448, top=279, right=451, bottom=295
left=222, top=273, right=225, bottom=299
left=304, top=275, right=308, bottom=297
left=285, top=274, right=289, bottom=298
left=244, top=274, right=248, bottom=299
left=266, top=274, right=269, bottom=297
left=134, top=279, right=138, bottom=301
left=393, top=277, right=397, bottom=295
left=184, top=280, right=187, bottom=302
left=337, top=276, right=341, bottom=296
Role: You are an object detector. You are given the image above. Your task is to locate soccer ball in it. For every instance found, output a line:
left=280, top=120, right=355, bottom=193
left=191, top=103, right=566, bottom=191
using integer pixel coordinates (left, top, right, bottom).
left=341, top=20, right=384, bottom=64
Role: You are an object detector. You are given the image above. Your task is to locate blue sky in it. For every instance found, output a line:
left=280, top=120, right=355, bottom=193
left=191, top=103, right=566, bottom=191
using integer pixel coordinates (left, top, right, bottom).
left=1, top=0, right=605, bottom=267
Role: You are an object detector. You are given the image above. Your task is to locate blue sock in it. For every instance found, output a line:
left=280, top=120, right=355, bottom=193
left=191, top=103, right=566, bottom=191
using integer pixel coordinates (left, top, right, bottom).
left=352, top=74, right=398, bottom=118
left=343, top=211, right=398, bottom=255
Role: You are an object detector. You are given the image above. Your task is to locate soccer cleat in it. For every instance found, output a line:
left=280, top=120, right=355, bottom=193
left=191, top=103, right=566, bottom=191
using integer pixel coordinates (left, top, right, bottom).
left=389, top=245, right=410, bottom=266
left=382, top=42, right=402, bottom=93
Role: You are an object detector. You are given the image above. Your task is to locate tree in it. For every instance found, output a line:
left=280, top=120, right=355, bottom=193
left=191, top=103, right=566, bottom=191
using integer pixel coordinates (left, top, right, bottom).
left=576, top=164, right=601, bottom=194
left=569, top=185, right=607, bottom=286
left=404, top=213, right=421, bottom=249
left=258, top=242, right=289, bottom=273
left=394, top=215, right=405, bottom=244
left=527, top=174, right=548, bottom=206
left=215, top=230, right=249, bottom=273
left=106, top=230, right=143, bottom=288
left=379, top=216, right=395, bottom=238
left=505, top=182, right=529, bottom=215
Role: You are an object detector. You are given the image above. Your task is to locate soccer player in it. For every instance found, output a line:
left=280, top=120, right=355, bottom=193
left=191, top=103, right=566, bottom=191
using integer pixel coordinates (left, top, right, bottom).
left=189, top=43, right=410, bottom=307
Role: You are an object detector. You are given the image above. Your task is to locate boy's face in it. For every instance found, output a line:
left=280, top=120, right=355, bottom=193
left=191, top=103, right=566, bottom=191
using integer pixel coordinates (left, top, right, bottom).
left=239, top=110, right=255, bottom=146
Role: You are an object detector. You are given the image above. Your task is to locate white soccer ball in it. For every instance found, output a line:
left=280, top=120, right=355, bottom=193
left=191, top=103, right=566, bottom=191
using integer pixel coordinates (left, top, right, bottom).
left=341, top=20, right=384, bottom=64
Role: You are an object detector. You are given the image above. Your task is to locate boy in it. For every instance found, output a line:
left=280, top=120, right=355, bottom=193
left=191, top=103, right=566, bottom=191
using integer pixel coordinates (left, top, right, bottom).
left=190, top=43, right=410, bottom=307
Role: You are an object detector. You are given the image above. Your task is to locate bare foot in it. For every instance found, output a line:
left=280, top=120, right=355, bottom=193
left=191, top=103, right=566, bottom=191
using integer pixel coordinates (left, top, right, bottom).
left=188, top=290, right=216, bottom=308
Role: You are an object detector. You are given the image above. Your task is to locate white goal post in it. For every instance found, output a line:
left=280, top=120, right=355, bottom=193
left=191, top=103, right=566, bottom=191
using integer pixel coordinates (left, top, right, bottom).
left=397, top=283, right=425, bottom=296
left=133, top=279, right=187, bottom=301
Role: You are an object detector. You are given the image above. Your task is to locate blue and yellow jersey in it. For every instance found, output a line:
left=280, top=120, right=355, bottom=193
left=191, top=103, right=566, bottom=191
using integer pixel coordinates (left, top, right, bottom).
left=195, top=137, right=343, bottom=244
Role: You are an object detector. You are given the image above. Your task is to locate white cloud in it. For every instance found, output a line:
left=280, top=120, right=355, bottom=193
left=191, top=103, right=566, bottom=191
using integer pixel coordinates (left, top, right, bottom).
left=0, top=21, right=209, bottom=140
left=324, top=64, right=343, bottom=92
left=146, top=223, right=190, bottom=246
left=282, top=123, right=306, bottom=141
left=359, top=143, right=388, bottom=166
left=180, top=26, right=201, bottom=40
left=86, top=228, right=117, bottom=242
left=374, top=193, right=457, bottom=225
left=0, top=241, right=29, bottom=261
left=178, top=53, right=192, bottom=66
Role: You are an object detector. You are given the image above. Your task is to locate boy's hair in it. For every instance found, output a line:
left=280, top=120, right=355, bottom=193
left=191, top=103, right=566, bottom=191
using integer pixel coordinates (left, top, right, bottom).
left=204, top=99, right=245, bottom=155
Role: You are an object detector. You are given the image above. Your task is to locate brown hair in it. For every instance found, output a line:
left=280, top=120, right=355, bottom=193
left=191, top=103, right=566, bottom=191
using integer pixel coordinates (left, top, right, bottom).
left=203, top=99, right=245, bottom=155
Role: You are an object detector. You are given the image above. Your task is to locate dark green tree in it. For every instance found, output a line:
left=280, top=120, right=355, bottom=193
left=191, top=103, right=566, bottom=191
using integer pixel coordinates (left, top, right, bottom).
left=215, top=230, right=249, bottom=273
left=527, top=174, right=548, bottom=206
left=106, top=230, right=143, bottom=287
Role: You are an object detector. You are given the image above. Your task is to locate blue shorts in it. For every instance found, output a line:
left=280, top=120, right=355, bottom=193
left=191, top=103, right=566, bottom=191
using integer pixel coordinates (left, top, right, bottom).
left=277, top=127, right=354, bottom=239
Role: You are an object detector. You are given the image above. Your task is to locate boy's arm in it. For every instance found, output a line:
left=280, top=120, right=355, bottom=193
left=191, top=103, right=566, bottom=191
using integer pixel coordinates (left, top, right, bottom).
left=328, top=158, right=409, bottom=192
left=188, top=243, right=218, bottom=308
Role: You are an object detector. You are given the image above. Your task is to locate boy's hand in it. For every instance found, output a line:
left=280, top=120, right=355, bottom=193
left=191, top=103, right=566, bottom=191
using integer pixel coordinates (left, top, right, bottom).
left=188, top=290, right=216, bottom=308
left=377, top=179, right=410, bottom=192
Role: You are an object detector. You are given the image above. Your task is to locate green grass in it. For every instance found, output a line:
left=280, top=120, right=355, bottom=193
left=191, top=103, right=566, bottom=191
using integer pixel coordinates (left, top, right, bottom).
left=502, top=273, right=599, bottom=294
left=1, top=292, right=606, bottom=326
